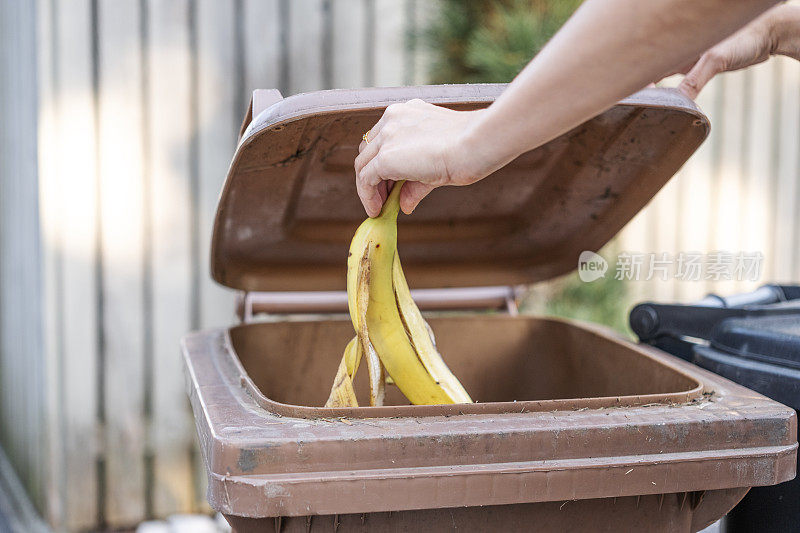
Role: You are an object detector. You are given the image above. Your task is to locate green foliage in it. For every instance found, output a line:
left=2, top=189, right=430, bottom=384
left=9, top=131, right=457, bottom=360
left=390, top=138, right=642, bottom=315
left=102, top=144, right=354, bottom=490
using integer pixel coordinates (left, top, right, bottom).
left=543, top=272, right=633, bottom=337
left=517, top=242, right=634, bottom=335
left=427, top=0, right=583, bottom=84
left=426, top=0, right=633, bottom=334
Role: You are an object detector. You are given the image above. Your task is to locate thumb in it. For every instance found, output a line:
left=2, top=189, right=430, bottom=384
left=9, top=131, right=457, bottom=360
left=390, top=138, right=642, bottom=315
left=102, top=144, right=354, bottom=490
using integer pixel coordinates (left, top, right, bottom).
left=677, top=51, right=722, bottom=99
left=399, top=181, right=435, bottom=215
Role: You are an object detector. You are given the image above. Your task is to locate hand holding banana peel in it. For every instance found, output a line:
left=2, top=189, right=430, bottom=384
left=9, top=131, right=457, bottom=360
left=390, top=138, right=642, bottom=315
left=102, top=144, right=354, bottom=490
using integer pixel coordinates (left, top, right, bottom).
left=325, top=181, right=472, bottom=407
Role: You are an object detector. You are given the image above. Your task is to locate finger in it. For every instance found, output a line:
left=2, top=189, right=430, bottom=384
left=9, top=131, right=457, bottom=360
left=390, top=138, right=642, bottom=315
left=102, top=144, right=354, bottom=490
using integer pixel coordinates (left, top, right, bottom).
left=399, top=181, right=435, bottom=215
left=375, top=179, right=398, bottom=207
left=377, top=180, right=388, bottom=205
left=677, top=52, right=722, bottom=99
left=361, top=103, right=399, bottom=145
left=357, top=157, right=385, bottom=217
left=355, top=130, right=384, bottom=174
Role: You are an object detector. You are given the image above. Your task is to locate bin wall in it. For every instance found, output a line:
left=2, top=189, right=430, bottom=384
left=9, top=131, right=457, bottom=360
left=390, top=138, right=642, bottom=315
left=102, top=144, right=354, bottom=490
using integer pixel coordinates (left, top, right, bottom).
left=3, top=1, right=800, bottom=532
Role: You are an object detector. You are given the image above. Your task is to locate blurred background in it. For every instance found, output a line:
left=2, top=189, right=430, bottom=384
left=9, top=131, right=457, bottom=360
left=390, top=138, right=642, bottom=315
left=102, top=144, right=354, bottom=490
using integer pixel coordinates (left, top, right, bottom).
left=1, top=0, right=798, bottom=531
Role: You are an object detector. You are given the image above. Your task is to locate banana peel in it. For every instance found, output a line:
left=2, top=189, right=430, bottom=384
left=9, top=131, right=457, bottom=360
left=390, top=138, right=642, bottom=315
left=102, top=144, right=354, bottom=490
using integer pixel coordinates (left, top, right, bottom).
left=355, top=247, right=385, bottom=406
left=325, top=180, right=471, bottom=407
left=324, top=336, right=362, bottom=408
left=393, top=254, right=472, bottom=403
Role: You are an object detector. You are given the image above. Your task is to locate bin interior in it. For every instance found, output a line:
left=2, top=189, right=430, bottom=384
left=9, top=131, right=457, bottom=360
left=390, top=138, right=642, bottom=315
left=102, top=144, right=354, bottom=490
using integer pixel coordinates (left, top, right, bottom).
left=230, top=315, right=702, bottom=415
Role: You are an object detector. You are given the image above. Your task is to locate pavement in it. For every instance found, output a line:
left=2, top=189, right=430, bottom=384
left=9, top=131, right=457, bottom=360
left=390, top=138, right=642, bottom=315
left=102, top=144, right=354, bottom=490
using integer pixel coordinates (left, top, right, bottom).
left=136, top=514, right=231, bottom=533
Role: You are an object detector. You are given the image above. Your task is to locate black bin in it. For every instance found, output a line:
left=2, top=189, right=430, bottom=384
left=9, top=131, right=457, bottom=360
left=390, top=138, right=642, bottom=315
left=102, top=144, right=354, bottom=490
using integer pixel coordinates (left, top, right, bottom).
left=630, top=285, right=800, bottom=533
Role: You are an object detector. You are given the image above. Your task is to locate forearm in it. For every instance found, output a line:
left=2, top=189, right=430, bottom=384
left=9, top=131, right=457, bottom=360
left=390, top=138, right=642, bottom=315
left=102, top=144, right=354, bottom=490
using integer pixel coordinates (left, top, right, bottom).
left=464, top=0, right=777, bottom=173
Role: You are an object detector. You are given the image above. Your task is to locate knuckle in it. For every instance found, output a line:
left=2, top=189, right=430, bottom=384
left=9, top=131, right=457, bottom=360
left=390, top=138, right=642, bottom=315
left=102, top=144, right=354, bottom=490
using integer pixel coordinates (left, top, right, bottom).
left=354, top=153, right=366, bottom=170
left=371, top=154, right=384, bottom=173
left=382, top=122, right=398, bottom=136
left=355, top=168, right=366, bottom=184
left=385, top=103, right=401, bottom=116
left=681, top=74, right=699, bottom=90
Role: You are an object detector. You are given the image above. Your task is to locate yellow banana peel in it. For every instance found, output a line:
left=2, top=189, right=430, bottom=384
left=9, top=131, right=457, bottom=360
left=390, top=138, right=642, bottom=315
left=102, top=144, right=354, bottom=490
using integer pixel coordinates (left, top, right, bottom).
left=324, top=336, right=362, bottom=408
left=327, top=180, right=471, bottom=407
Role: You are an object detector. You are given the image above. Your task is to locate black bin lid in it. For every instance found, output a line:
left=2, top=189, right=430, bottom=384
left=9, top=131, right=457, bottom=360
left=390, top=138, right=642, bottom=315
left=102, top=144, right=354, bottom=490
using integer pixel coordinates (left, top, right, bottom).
left=710, top=314, right=800, bottom=369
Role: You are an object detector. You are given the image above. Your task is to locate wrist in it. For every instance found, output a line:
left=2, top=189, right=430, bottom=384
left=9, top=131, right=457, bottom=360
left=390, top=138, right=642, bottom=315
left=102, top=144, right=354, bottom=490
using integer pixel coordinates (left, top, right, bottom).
left=767, top=5, right=800, bottom=60
left=452, top=106, right=523, bottom=185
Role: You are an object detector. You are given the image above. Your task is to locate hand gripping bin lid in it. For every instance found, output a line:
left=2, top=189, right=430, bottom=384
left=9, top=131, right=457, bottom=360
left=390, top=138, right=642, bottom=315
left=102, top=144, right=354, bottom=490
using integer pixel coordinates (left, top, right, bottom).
left=182, top=84, right=797, bottom=532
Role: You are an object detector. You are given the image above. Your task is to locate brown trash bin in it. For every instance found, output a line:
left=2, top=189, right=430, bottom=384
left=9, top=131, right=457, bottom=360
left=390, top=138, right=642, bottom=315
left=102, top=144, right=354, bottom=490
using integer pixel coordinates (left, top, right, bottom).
left=182, top=84, right=797, bottom=533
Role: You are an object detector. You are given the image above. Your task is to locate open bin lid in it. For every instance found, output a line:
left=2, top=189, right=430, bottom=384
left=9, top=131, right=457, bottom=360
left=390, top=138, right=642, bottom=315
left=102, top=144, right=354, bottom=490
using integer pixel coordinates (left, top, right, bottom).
left=212, top=84, right=708, bottom=291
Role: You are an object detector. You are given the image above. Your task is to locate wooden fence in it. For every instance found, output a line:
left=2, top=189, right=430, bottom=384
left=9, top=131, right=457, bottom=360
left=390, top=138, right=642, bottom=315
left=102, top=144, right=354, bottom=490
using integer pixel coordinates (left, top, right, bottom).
left=29, top=0, right=430, bottom=530
left=620, top=59, right=800, bottom=303
left=1, top=0, right=798, bottom=531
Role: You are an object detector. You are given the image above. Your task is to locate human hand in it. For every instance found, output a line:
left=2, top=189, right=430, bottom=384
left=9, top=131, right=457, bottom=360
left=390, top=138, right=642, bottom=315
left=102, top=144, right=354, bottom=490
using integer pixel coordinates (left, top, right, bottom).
left=355, top=99, right=500, bottom=217
left=675, top=5, right=800, bottom=99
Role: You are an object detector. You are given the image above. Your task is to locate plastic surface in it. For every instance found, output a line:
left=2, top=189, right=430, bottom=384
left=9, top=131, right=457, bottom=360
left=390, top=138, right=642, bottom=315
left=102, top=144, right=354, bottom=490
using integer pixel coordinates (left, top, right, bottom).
left=229, top=315, right=703, bottom=418
left=693, top=314, right=800, bottom=533
left=211, top=85, right=708, bottom=291
left=710, top=316, right=800, bottom=366
left=694, top=343, right=800, bottom=441
left=181, top=316, right=797, bottom=531
left=630, top=284, right=800, bottom=361
left=223, top=490, right=748, bottom=533
left=632, top=287, right=800, bottom=532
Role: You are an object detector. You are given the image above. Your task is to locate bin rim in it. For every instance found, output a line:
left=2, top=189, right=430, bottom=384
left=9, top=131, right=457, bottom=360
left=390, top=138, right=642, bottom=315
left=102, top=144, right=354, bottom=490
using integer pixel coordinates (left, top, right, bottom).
left=181, top=317, right=797, bottom=518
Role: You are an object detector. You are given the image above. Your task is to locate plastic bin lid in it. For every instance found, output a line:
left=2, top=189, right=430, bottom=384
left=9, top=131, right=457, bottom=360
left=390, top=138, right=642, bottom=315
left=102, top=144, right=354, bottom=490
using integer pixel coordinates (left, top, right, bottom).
left=710, top=315, right=800, bottom=368
left=211, top=84, right=708, bottom=291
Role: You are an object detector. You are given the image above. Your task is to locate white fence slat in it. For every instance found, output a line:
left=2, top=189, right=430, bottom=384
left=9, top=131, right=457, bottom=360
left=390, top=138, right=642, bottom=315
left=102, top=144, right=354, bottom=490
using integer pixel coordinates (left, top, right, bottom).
left=147, top=0, right=195, bottom=517
left=196, top=1, right=238, bottom=330
left=97, top=0, right=147, bottom=524
left=673, top=82, right=716, bottom=302
left=51, top=0, right=100, bottom=529
left=0, top=0, right=45, bottom=514
left=710, top=71, right=746, bottom=295
left=243, top=0, right=281, bottom=93
left=775, top=57, right=800, bottom=281
left=651, top=172, right=680, bottom=301
left=34, top=0, right=58, bottom=521
left=373, top=0, right=406, bottom=87
left=34, top=0, right=65, bottom=525
left=410, top=0, right=437, bottom=85
left=743, top=61, right=774, bottom=289
left=332, top=0, right=367, bottom=89
left=287, top=0, right=324, bottom=94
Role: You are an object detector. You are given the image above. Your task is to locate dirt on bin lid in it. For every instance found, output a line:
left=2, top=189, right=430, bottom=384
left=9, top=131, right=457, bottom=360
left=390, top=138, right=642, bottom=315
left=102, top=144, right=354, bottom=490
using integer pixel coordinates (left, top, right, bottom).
left=210, top=85, right=708, bottom=292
